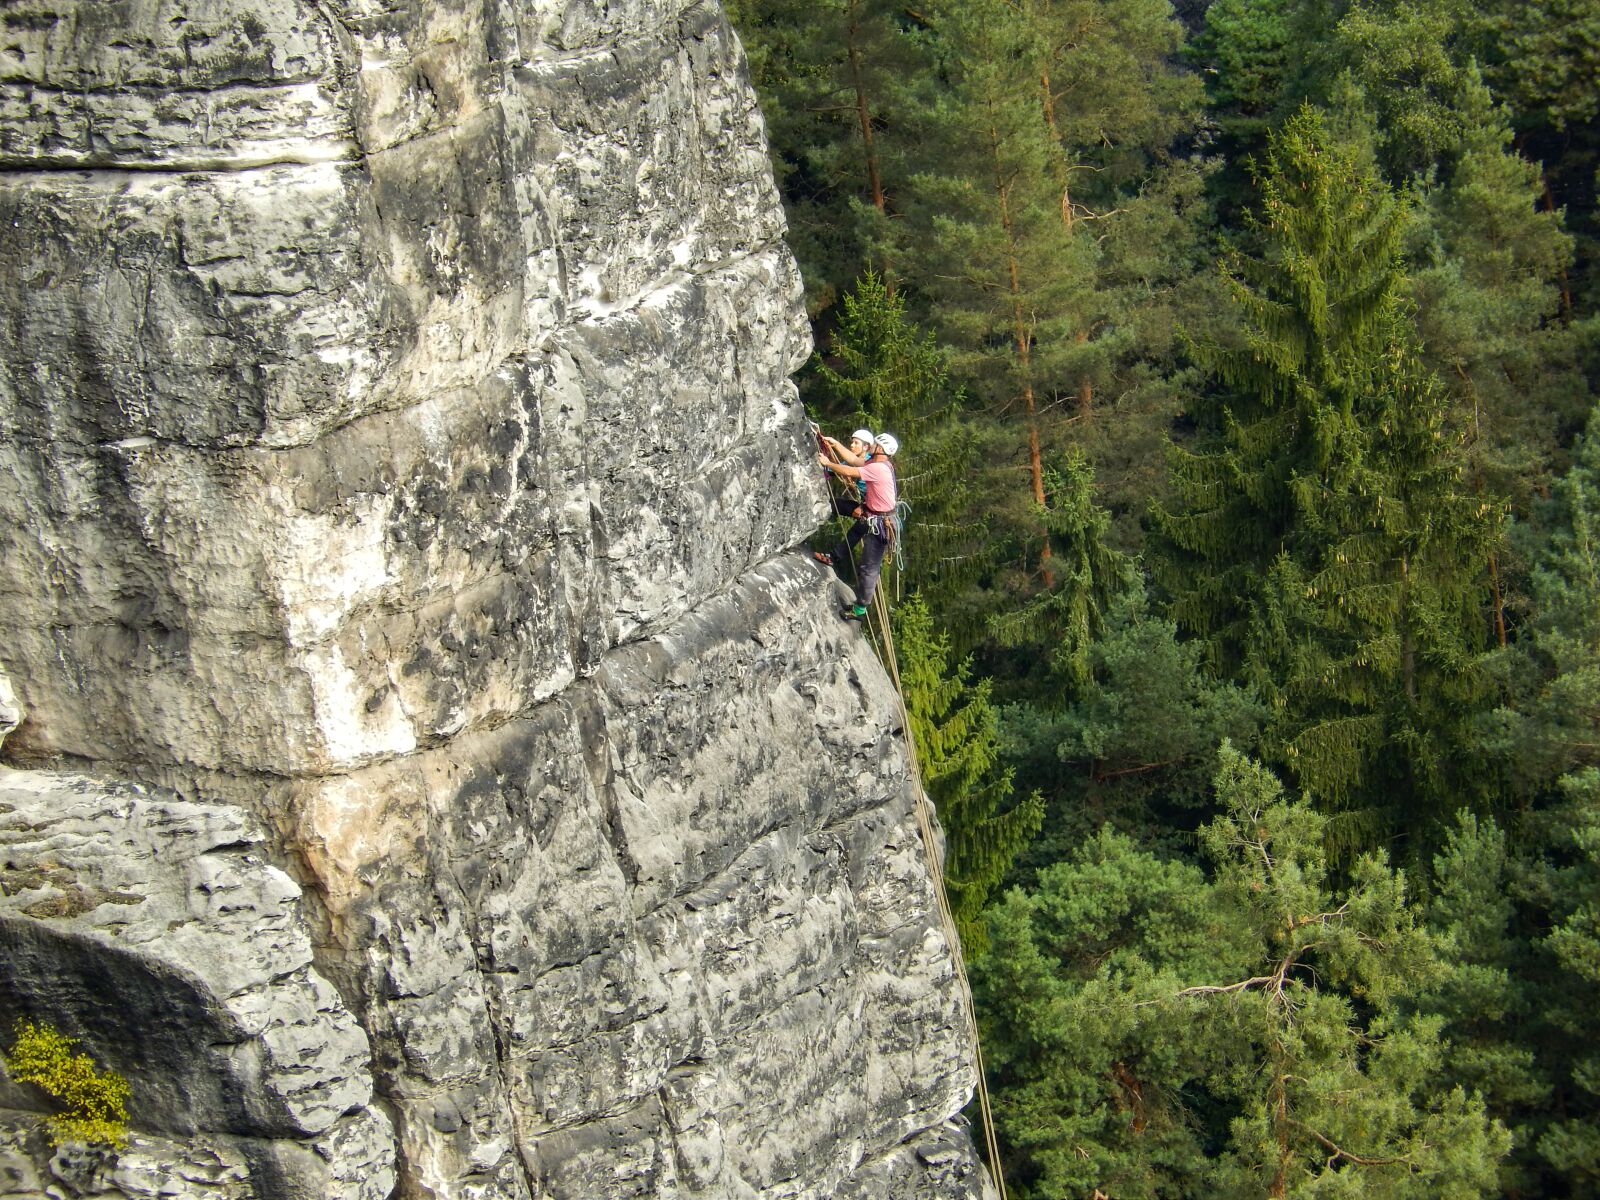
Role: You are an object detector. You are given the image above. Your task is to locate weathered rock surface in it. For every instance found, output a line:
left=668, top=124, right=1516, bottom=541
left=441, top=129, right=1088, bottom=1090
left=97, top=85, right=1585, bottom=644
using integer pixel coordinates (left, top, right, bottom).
left=0, top=673, right=18, bottom=756
left=0, top=773, right=394, bottom=1198
left=0, top=0, right=992, bottom=1196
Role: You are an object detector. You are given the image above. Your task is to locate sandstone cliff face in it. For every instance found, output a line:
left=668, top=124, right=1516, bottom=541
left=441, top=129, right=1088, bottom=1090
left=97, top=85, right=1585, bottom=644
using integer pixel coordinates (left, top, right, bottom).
left=0, top=3, right=991, bottom=1197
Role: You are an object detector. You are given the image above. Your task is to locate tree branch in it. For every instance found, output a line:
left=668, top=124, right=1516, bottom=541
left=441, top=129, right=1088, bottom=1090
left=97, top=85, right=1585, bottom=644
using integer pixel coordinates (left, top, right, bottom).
left=1294, top=1121, right=1415, bottom=1171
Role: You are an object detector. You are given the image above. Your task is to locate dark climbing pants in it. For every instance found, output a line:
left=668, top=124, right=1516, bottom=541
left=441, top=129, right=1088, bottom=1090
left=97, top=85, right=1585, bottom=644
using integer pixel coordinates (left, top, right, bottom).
left=855, top=528, right=889, bottom=610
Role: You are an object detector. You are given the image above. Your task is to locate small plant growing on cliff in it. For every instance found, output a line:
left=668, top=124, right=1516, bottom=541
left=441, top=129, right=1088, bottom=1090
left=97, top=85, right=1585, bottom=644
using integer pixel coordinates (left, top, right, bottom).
left=3, top=1020, right=130, bottom=1147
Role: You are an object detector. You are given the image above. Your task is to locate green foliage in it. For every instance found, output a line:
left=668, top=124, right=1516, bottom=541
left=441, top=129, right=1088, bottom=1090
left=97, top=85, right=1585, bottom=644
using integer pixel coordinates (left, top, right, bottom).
left=1031, top=0, right=1201, bottom=156
left=975, top=744, right=1509, bottom=1199
left=988, top=452, right=1135, bottom=692
left=1530, top=406, right=1600, bottom=648
left=894, top=596, right=1044, bottom=950
left=811, top=272, right=991, bottom=621
left=4, top=1020, right=130, bottom=1148
left=1420, top=416, right=1600, bottom=1194
left=732, top=0, right=1600, bottom=1189
left=1154, top=108, right=1501, bottom=843
left=1002, top=579, right=1266, bottom=872
left=1070, top=159, right=1232, bottom=551
left=1486, top=404, right=1600, bottom=792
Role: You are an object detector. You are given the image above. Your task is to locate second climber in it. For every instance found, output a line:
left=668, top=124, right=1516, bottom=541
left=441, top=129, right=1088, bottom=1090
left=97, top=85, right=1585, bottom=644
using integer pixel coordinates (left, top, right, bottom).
left=814, top=427, right=875, bottom=568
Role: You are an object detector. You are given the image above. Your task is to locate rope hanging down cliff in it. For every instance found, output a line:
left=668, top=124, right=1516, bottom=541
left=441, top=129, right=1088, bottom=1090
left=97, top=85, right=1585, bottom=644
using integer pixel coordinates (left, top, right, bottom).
left=816, top=457, right=1010, bottom=1200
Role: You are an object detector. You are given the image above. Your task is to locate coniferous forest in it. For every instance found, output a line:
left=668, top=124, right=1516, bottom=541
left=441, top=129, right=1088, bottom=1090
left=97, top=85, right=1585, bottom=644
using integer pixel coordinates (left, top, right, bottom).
left=724, top=0, right=1600, bottom=1195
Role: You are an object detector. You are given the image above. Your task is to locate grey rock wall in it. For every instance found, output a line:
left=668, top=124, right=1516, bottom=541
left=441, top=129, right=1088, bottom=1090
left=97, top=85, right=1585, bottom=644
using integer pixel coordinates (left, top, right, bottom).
left=0, top=775, right=393, bottom=1199
left=0, top=1, right=992, bottom=1197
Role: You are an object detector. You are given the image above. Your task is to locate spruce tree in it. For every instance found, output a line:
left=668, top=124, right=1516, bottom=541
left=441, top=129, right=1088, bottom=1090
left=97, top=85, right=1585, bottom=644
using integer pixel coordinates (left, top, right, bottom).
left=892, top=596, right=1043, bottom=950
left=811, top=272, right=990, bottom=626
left=1154, top=108, right=1500, bottom=846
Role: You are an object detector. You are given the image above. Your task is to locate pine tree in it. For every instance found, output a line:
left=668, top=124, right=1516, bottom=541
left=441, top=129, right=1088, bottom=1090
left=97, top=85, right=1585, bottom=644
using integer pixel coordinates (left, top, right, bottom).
left=1026, top=0, right=1206, bottom=424
left=1071, top=159, right=1231, bottom=552
left=1154, top=108, right=1500, bottom=845
left=1465, top=0, right=1600, bottom=135
left=893, top=596, right=1043, bottom=950
left=1193, top=748, right=1509, bottom=1199
left=724, top=0, right=923, bottom=312
left=974, top=744, right=1509, bottom=1199
left=907, top=0, right=1094, bottom=587
left=906, top=0, right=1207, bottom=586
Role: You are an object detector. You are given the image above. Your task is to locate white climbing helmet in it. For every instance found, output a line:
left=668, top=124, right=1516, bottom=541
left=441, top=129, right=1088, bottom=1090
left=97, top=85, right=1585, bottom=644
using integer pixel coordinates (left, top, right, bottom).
left=850, top=428, right=875, bottom=446
left=875, top=433, right=899, bottom=457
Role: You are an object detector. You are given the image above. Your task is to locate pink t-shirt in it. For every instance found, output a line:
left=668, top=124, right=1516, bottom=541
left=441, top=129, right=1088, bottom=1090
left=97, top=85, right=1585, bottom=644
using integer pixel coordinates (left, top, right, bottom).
left=860, top=460, right=897, bottom=513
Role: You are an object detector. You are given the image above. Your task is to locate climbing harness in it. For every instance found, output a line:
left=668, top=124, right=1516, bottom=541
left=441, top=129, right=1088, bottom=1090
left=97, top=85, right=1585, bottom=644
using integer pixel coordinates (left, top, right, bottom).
left=818, top=464, right=1010, bottom=1200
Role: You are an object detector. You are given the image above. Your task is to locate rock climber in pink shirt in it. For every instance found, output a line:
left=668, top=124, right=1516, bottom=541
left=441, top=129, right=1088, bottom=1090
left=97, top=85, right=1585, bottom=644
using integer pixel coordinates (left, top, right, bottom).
left=816, top=433, right=899, bottom=621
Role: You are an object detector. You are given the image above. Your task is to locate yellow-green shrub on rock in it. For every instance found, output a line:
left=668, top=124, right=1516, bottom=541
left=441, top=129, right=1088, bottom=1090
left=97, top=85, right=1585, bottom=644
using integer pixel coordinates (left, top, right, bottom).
left=3, top=1020, right=129, bottom=1147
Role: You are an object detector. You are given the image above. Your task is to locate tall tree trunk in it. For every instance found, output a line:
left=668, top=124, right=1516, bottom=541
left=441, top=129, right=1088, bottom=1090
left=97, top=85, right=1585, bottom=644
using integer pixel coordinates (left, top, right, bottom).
left=1488, top=552, right=1508, bottom=648
left=1269, top=1056, right=1292, bottom=1198
left=847, top=0, right=886, bottom=215
left=1040, top=61, right=1093, bottom=424
left=1541, top=175, right=1574, bottom=321
left=1400, top=554, right=1417, bottom=703
left=1040, top=67, right=1074, bottom=229
left=986, top=113, right=1053, bottom=586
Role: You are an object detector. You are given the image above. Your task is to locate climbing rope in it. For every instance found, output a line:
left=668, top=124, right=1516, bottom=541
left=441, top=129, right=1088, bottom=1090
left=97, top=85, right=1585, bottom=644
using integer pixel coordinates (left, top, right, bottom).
left=820, top=467, right=1011, bottom=1200
left=868, top=584, right=1010, bottom=1200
